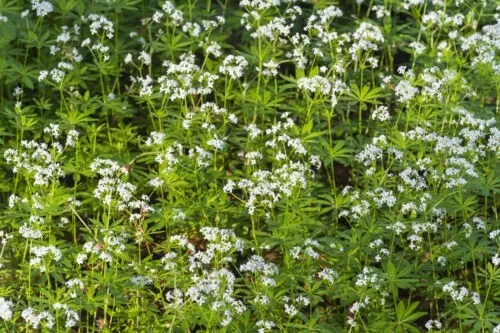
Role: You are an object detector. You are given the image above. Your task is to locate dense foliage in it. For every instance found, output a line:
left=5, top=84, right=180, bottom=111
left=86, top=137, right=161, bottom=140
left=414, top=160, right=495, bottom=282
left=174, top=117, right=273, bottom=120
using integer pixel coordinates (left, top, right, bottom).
left=0, top=0, right=499, bottom=331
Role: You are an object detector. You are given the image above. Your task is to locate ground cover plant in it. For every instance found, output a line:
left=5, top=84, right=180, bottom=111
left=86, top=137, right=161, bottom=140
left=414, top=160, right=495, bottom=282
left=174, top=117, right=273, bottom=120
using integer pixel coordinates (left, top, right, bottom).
left=0, top=0, right=499, bottom=331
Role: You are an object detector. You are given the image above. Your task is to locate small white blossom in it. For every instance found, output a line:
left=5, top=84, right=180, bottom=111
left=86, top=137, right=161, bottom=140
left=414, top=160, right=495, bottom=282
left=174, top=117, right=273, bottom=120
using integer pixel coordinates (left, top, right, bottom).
left=219, top=55, right=248, bottom=80
left=138, top=51, right=151, bottom=65
left=31, top=0, right=53, bottom=17
left=0, top=298, right=13, bottom=320
left=371, top=105, right=390, bottom=122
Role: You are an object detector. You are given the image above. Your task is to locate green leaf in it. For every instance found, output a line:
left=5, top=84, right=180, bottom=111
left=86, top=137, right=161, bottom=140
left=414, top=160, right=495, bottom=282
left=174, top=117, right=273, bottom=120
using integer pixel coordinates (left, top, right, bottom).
left=0, top=19, right=16, bottom=47
left=396, top=301, right=426, bottom=325
left=346, top=83, right=386, bottom=105
left=295, top=67, right=305, bottom=79
left=321, top=140, right=355, bottom=165
left=309, top=66, right=319, bottom=78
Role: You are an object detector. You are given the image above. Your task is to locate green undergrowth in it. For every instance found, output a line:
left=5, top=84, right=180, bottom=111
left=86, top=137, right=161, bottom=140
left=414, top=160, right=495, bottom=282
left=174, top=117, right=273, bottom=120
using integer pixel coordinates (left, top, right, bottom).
left=0, top=0, right=499, bottom=332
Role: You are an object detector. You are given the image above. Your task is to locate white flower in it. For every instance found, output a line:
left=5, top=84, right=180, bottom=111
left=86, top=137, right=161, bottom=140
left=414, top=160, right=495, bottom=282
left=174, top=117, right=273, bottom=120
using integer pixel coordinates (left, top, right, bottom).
left=356, top=143, right=383, bottom=166
left=318, top=267, right=338, bottom=283
left=207, top=134, right=226, bottom=151
left=223, top=180, right=235, bottom=193
left=22, top=307, right=54, bottom=329
left=65, top=129, right=79, bottom=147
left=130, top=275, right=153, bottom=286
left=12, top=86, right=23, bottom=97
left=409, top=41, right=426, bottom=55
left=284, top=303, right=298, bottom=317
left=395, top=80, right=418, bottom=103
left=245, top=124, right=262, bottom=139
left=372, top=5, right=389, bottom=18
left=493, top=254, right=500, bottom=266
left=240, top=255, right=278, bottom=275
left=65, top=278, right=84, bottom=289
left=239, top=0, right=279, bottom=10
left=219, top=55, right=248, bottom=80
left=43, top=123, right=60, bottom=138
left=124, top=53, right=133, bottom=64
left=50, top=69, right=65, bottom=83
left=38, top=70, right=48, bottom=81
left=148, top=177, right=164, bottom=188
left=76, top=253, right=87, bottom=265
left=437, top=256, right=446, bottom=266
left=31, top=0, right=53, bottom=17
left=472, top=292, right=480, bottom=305
left=245, top=151, right=263, bottom=165
left=256, top=319, right=276, bottom=332
left=145, top=131, right=165, bottom=146
left=182, top=22, right=201, bottom=37
left=19, top=223, right=43, bottom=239
left=371, top=105, right=390, bottom=122
left=349, top=22, right=384, bottom=60
left=262, top=60, right=279, bottom=76
left=87, top=13, right=114, bottom=39
left=489, top=229, right=500, bottom=239
left=165, top=289, right=184, bottom=306
left=228, top=113, right=238, bottom=124
left=53, top=303, right=80, bottom=328
left=138, top=75, right=153, bottom=96
left=205, top=41, right=222, bottom=58
left=297, top=76, right=331, bottom=95
left=355, top=267, right=380, bottom=288
left=425, top=319, right=442, bottom=331
left=442, top=281, right=470, bottom=302
left=0, top=298, right=13, bottom=320
left=56, top=31, right=71, bottom=43
left=254, top=294, right=270, bottom=305
left=290, top=246, right=301, bottom=259
left=138, top=51, right=151, bottom=65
